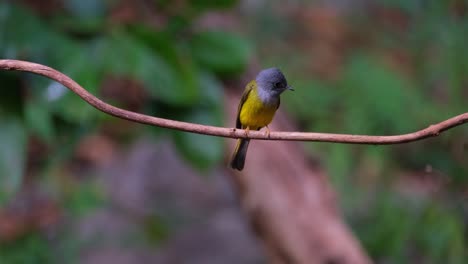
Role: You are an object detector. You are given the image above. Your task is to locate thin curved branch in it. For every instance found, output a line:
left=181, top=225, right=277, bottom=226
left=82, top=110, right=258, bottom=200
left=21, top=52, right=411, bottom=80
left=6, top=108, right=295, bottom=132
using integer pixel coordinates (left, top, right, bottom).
left=1, top=59, right=467, bottom=144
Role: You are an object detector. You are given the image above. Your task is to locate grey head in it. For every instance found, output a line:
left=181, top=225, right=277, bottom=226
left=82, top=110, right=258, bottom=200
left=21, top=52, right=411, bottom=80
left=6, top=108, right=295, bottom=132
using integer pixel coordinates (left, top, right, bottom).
left=255, top=68, right=293, bottom=102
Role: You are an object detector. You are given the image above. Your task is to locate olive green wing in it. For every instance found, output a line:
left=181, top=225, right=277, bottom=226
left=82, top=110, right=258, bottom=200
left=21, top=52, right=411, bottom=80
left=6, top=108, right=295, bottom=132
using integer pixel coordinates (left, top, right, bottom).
left=236, top=80, right=255, bottom=129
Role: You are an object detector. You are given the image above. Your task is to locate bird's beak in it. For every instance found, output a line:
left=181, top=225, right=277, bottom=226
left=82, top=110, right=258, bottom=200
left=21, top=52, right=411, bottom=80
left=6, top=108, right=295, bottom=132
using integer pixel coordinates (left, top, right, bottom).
left=287, top=85, right=294, bottom=91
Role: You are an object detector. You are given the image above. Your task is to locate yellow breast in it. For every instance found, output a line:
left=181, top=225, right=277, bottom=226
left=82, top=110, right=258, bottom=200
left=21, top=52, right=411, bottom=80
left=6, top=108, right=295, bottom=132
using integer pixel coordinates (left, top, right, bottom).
left=239, top=86, right=278, bottom=130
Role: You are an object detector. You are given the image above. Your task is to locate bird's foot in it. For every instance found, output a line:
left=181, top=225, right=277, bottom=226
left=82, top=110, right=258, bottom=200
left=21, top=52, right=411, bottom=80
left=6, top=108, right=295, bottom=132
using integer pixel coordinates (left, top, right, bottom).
left=244, top=127, right=250, bottom=138
left=265, top=126, right=271, bottom=138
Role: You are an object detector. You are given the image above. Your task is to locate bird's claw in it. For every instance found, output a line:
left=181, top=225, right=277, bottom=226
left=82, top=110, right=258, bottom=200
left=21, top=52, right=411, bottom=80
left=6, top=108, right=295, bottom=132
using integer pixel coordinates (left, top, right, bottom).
left=265, top=126, right=271, bottom=138
left=244, top=127, right=250, bottom=138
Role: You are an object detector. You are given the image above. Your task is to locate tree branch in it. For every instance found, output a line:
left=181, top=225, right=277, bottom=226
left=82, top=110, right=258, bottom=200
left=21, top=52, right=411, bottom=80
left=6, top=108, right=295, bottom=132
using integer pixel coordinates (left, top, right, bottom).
left=1, top=59, right=467, bottom=144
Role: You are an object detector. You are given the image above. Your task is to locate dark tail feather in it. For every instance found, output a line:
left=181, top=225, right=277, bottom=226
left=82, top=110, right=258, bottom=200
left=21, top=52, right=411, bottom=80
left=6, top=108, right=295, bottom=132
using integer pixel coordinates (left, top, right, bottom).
left=230, top=139, right=250, bottom=171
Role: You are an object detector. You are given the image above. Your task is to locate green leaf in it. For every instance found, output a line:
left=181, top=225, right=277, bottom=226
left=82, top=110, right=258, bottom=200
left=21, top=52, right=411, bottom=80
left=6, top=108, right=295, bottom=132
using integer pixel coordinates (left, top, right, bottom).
left=0, top=3, right=51, bottom=58
left=326, top=144, right=353, bottom=193
left=359, top=195, right=414, bottom=260
left=0, top=233, right=52, bottom=263
left=129, top=25, right=202, bottom=104
left=63, top=0, right=106, bottom=20
left=189, top=0, right=238, bottom=11
left=101, top=31, right=199, bottom=105
left=0, top=118, right=26, bottom=197
left=173, top=109, right=224, bottom=170
left=54, top=0, right=107, bottom=36
left=416, top=204, right=465, bottom=263
left=129, top=26, right=179, bottom=63
left=191, top=31, right=251, bottom=76
left=64, top=181, right=104, bottom=217
left=24, top=99, right=54, bottom=143
left=285, top=79, right=336, bottom=129
left=45, top=46, right=101, bottom=124
left=340, top=55, right=421, bottom=134
left=0, top=3, right=84, bottom=69
left=197, top=71, right=224, bottom=107
left=0, top=72, right=23, bottom=116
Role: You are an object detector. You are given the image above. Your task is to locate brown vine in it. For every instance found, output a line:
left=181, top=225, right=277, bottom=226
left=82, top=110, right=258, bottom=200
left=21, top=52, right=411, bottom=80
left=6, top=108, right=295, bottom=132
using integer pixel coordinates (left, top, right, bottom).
left=1, top=59, right=467, bottom=144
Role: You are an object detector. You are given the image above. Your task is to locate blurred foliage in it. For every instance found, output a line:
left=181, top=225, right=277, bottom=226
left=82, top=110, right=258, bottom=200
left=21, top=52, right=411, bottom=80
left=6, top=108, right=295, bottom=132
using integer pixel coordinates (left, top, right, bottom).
left=0, top=0, right=250, bottom=190
left=0, top=118, right=27, bottom=198
left=1, top=0, right=468, bottom=263
left=0, top=234, right=53, bottom=264
left=248, top=0, right=468, bottom=263
left=0, top=0, right=249, bottom=262
left=0, top=0, right=250, bottom=185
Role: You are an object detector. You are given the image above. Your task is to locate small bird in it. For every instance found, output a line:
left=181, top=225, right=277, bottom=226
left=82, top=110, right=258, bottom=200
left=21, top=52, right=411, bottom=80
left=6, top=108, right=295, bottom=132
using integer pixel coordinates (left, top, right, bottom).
left=230, top=68, right=293, bottom=171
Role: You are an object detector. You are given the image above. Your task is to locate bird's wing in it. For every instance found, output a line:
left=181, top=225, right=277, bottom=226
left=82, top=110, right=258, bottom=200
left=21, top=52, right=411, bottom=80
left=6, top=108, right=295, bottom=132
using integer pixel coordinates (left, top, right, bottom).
left=236, top=80, right=255, bottom=129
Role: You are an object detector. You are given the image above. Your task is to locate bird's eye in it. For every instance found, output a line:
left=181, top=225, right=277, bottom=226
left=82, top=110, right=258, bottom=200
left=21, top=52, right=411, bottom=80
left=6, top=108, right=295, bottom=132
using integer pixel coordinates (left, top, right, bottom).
left=274, top=82, right=282, bottom=88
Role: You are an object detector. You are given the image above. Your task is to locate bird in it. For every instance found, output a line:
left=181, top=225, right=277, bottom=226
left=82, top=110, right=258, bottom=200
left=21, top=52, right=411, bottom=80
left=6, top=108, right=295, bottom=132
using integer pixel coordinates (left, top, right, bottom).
left=230, top=68, right=293, bottom=171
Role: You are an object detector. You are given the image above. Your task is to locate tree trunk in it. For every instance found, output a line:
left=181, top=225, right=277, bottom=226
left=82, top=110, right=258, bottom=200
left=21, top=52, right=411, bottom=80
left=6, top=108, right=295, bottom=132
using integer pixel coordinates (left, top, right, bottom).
left=226, top=90, right=372, bottom=264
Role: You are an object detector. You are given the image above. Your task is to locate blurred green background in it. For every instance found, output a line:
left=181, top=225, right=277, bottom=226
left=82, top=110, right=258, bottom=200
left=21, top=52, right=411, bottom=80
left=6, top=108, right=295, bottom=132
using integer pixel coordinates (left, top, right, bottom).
left=0, top=0, right=467, bottom=263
